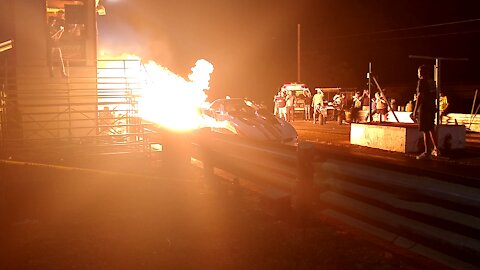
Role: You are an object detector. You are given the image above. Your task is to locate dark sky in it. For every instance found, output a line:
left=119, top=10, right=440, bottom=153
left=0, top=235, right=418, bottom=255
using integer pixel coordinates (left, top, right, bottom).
left=98, top=0, right=480, bottom=104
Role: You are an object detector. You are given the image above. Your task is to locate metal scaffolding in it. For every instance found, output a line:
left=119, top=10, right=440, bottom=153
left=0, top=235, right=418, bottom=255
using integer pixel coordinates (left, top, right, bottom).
left=0, top=59, right=159, bottom=160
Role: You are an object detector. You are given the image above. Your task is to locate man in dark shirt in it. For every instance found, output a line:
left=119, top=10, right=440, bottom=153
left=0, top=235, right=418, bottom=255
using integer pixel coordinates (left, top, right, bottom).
left=413, top=65, right=439, bottom=159
left=303, top=89, right=312, bottom=120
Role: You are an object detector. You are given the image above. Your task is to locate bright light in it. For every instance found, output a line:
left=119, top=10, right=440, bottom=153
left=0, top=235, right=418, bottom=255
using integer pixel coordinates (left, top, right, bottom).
left=97, top=54, right=214, bottom=131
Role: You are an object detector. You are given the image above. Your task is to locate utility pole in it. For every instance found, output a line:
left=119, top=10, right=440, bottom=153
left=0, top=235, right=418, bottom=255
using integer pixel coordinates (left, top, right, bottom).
left=409, top=55, right=468, bottom=125
left=297, top=24, right=301, bottom=83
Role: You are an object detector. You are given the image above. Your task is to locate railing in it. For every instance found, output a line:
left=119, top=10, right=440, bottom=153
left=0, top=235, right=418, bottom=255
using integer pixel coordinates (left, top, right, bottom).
left=193, top=131, right=480, bottom=270
left=0, top=59, right=158, bottom=160
left=193, top=130, right=297, bottom=193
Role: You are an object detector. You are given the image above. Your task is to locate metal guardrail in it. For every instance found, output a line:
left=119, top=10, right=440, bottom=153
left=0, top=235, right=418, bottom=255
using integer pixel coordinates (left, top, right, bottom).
left=193, top=130, right=298, bottom=195
left=193, top=131, right=480, bottom=270
left=318, top=159, right=480, bottom=270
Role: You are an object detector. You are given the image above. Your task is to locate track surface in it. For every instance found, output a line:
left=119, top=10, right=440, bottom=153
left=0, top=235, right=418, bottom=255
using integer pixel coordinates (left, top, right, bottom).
left=0, top=158, right=436, bottom=270
left=2, top=121, right=476, bottom=269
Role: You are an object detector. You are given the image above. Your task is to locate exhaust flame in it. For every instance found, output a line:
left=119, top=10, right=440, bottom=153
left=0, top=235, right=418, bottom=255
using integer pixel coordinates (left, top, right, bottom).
left=98, top=54, right=214, bottom=131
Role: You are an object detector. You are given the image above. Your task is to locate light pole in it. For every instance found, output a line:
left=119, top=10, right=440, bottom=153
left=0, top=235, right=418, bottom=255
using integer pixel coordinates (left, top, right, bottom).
left=297, top=24, right=301, bottom=83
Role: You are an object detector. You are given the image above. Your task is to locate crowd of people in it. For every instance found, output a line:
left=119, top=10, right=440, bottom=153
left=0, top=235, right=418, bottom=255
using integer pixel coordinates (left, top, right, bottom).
left=273, top=86, right=449, bottom=128
left=273, top=65, right=450, bottom=159
left=273, top=87, right=407, bottom=125
left=273, top=89, right=297, bottom=122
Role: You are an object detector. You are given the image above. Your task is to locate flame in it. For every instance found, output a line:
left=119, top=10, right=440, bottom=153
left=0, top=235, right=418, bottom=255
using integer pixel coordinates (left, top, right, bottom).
left=97, top=54, right=214, bottom=131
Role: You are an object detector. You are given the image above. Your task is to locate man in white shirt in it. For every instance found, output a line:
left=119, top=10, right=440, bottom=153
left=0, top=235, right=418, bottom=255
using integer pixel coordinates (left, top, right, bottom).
left=312, top=88, right=325, bottom=124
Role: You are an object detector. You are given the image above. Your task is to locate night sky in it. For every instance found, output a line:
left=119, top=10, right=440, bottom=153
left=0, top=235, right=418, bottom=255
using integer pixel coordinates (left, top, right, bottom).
left=98, top=0, right=480, bottom=105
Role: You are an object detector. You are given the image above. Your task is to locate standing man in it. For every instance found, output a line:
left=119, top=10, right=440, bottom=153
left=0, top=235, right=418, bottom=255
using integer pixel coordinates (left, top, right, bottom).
left=439, top=91, right=449, bottom=122
left=333, top=92, right=346, bottom=125
left=285, top=90, right=296, bottom=122
left=273, top=90, right=281, bottom=116
left=350, top=91, right=363, bottom=123
left=413, top=65, right=440, bottom=159
left=303, top=89, right=312, bottom=121
left=312, top=88, right=325, bottom=124
left=275, top=91, right=287, bottom=120
left=375, top=91, right=387, bottom=122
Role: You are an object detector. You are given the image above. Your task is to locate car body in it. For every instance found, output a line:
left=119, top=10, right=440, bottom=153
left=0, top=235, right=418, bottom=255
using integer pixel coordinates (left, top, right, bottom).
left=201, top=98, right=298, bottom=146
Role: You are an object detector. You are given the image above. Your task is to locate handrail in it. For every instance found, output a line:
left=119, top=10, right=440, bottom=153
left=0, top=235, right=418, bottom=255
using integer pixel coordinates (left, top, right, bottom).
left=0, top=58, right=156, bottom=158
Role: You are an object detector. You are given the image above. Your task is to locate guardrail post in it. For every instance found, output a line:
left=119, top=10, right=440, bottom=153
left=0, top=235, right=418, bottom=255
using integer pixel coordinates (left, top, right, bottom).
left=194, top=129, right=215, bottom=180
left=294, top=141, right=315, bottom=223
left=162, top=131, right=192, bottom=179
left=201, top=145, right=214, bottom=180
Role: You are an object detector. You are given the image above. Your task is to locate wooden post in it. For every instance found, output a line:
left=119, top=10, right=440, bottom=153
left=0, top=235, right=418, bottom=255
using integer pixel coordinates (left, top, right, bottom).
left=162, top=130, right=192, bottom=179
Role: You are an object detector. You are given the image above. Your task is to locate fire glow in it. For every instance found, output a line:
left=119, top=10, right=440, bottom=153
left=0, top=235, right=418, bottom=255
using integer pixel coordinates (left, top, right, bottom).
left=98, top=54, right=214, bottom=131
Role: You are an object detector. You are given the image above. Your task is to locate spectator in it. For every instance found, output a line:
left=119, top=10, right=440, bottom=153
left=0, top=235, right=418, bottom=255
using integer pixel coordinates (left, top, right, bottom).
left=275, top=91, right=287, bottom=120
left=375, top=91, right=387, bottom=122
left=361, top=89, right=370, bottom=109
left=273, top=90, right=281, bottom=115
left=350, top=91, right=363, bottom=123
left=405, top=100, right=414, bottom=112
left=333, top=93, right=346, bottom=124
left=285, top=90, right=296, bottom=122
left=303, top=89, right=312, bottom=120
left=439, top=91, right=449, bottom=121
left=391, top=99, right=398, bottom=111
left=413, top=65, right=440, bottom=159
left=312, top=88, right=325, bottom=124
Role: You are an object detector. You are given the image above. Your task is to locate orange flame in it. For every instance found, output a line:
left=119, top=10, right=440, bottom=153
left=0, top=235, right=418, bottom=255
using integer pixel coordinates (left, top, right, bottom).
left=98, top=54, right=214, bottom=131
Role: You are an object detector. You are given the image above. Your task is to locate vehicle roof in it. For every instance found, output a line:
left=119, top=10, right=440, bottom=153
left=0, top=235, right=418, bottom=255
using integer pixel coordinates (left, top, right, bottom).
left=211, top=98, right=247, bottom=105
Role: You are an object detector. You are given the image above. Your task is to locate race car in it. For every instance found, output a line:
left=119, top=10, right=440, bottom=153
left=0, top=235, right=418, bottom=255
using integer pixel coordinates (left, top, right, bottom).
left=201, top=98, right=298, bottom=146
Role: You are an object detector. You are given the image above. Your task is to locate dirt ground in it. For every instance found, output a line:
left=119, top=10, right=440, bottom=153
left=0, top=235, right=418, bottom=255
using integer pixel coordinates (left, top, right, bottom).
left=0, top=154, right=439, bottom=270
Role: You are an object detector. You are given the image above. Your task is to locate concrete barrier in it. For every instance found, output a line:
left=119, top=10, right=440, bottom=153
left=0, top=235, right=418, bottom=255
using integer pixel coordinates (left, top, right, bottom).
left=350, top=123, right=466, bottom=153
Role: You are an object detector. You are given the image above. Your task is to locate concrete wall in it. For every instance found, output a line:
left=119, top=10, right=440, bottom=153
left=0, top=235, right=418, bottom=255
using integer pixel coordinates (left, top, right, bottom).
left=350, top=123, right=466, bottom=153
left=12, top=0, right=47, bottom=67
